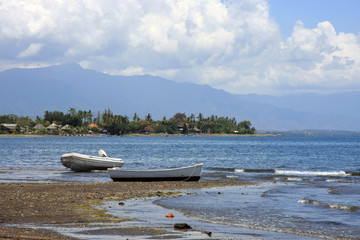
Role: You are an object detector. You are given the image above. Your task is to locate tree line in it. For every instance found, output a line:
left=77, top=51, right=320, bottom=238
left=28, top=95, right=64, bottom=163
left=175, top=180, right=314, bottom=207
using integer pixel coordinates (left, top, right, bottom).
left=0, top=108, right=256, bottom=135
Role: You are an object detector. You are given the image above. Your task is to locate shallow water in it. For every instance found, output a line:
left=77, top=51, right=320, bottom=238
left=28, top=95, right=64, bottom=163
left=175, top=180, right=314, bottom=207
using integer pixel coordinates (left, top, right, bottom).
left=157, top=184, right=360, bottom=239
left=98, top=195, right=320, bottom=239
left=1, top=135, right=359, bottom=239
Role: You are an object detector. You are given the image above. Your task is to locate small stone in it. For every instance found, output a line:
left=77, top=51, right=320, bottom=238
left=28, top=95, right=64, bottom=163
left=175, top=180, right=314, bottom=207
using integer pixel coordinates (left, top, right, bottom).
left=201, top=230, right=212, bottom=237
left=119, top=202, right=125, bottom=206
left=174, top=223, right=192, bottom=230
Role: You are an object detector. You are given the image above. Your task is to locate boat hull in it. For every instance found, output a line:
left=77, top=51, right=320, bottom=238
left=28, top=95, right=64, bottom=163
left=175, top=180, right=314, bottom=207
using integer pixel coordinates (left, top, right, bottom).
left=61, top=153, right=124, bottom=172
left=109, top=163, right=203, bottom=182
left=110, top=176, right=201, bottom=182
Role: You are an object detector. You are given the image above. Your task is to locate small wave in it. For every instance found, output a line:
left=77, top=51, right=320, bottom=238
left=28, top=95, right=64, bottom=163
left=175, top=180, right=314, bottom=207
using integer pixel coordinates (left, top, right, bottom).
left=235, top=169, right=275, bottom=173
left=275, top=170, right=349, bottom=176
left=226, top=175, right=241, bottom=179
left=298, top=198, right=359, bottom=212
left=287, top=177, right=303, bottom=181
left=274, top=176, right=302, bottom=182
left=326, top=179, right=354, bottom=183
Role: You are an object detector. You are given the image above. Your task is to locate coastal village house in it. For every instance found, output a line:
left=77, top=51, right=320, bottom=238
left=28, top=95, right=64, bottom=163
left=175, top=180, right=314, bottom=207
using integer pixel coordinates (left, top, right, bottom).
left=46, top=123, right=61, bottom=133
left=1, top=123, right=25, bottom=133
left=61, top=124, right=71, bottom=130
left=33, top=123, right=45, bottom=130
left=46, top=123, right=61, bottom=130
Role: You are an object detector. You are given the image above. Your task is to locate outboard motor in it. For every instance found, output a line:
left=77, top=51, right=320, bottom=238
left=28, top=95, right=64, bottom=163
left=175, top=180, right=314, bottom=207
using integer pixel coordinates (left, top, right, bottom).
left=98, top=149, right=107, bottom=157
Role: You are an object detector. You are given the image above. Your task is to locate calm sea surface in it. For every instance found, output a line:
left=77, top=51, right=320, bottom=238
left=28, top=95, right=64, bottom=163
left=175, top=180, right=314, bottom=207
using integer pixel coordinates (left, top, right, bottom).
left=0, top=136, right=359, bottom=239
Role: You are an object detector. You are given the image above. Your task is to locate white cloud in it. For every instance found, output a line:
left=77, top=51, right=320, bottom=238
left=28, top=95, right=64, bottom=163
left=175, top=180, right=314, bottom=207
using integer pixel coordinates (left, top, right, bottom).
left=114, top=66, right=146, bottom=76
left=273, top=20, right=360, bottom=92
left=1, top=0, right=360, bottom=94
left=17, top=43, right=43, bottom=58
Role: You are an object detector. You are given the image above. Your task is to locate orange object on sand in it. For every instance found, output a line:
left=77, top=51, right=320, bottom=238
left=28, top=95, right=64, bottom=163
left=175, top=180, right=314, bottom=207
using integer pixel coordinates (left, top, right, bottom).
left=166, top=213, right=174, bottom=218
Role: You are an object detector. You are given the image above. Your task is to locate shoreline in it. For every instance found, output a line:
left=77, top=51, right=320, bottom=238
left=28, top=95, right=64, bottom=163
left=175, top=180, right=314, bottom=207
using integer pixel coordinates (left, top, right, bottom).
left=0, top=133, right=274, bottom=138
left=0, top=180, right=251, bottom=239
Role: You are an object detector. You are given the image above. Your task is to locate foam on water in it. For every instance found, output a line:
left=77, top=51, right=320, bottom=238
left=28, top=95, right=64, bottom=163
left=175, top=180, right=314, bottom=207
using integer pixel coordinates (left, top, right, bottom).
left=287, top=177, right=303, bottom=181
left=275, top=170, right=349, bottom=176
left=325, top=179, right=354, bottom=183
left=298, top=198, right=360, bottom=212
left=235, top=169, right=351, bottom=177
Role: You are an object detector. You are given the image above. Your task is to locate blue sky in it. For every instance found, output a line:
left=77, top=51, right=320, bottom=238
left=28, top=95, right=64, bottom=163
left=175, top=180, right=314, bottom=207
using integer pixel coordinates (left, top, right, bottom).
left=268, top=0, right=360, bottom=37
left=0, top=0, right=359, bottom=95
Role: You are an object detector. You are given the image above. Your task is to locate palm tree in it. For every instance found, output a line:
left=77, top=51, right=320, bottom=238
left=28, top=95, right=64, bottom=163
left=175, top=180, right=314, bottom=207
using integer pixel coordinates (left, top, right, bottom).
left=133, top=113, right=139, bottom=122
left=145, top=113, right=153, bottom=122
left=68, top=108, right=76, bottom=116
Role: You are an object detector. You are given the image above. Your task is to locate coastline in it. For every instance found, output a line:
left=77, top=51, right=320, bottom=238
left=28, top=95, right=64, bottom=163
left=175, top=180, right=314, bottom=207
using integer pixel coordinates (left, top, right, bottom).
left=0, top=180, right=251, bottom=239
left=0, top=133, right=273, bottom=138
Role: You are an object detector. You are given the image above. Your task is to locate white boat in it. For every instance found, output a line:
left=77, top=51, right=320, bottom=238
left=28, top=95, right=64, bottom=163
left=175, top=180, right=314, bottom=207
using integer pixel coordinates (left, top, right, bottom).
left=108, top=163, right=203, bottom=182
left=61, top=149, right=124, bottom=172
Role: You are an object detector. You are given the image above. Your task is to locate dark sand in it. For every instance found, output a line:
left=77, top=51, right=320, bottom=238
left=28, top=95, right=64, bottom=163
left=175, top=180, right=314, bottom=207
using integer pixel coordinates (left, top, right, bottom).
left=0, top=180, right=250, bottom=239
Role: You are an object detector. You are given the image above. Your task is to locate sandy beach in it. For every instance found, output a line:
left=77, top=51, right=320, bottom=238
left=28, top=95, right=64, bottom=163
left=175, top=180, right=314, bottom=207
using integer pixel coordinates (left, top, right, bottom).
left=0, top=180, right=250, bottom=239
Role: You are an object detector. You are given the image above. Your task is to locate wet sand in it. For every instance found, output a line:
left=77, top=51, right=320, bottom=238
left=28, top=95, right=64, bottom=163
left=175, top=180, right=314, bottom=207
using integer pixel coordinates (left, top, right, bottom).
left=0, top=180, right=250, bottom=239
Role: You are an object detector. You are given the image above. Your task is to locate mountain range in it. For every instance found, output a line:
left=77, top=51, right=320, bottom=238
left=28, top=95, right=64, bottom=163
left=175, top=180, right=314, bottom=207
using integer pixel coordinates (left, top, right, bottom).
left=1, top=63, right=359, bottom=131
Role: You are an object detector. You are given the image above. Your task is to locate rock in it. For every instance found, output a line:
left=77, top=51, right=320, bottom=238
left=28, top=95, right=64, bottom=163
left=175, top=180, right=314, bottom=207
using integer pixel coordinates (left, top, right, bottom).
left=118, top=202, right=125, bottom=206
left=174, top=223, right=192, bottom=230
left=201, top=230, right=212, bottom=237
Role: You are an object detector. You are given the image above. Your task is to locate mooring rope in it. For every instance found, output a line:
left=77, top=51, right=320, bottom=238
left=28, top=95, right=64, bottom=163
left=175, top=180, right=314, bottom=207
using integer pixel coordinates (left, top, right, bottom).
left=182, top=164, right=199, bottom=181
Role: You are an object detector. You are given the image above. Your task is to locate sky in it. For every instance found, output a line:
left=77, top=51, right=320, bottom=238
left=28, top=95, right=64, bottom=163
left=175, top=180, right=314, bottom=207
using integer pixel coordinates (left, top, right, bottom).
left=1, top=0, right=360, bottom=95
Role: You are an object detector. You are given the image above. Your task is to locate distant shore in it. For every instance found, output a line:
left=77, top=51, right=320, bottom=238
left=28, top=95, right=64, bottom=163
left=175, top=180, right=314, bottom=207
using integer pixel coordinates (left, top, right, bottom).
left=0, top=180, right=251, bottom=239
left=0, top=133, right=274, bottom=138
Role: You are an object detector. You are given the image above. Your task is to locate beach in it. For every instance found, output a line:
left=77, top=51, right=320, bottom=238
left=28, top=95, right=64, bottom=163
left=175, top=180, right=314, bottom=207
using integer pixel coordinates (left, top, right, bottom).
left=0, top=180, right=249, bottom=239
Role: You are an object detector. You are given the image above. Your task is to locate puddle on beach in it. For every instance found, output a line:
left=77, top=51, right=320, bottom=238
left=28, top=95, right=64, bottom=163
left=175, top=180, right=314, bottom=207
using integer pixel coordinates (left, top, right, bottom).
left=36, top=190, right=320, bottom=239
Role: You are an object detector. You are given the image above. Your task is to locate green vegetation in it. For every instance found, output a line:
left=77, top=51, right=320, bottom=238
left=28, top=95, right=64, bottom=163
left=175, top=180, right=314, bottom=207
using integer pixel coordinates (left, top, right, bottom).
left=0, top=108, right=256, bottom=135
left=76, top=199, right=128, bottom=223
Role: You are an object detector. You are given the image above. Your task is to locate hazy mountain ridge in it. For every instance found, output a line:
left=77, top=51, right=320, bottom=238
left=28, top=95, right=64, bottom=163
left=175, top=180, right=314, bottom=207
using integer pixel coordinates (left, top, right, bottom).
left=235, top=92, right=360, bottom=120
left=1, top=63, right=359, bottom=131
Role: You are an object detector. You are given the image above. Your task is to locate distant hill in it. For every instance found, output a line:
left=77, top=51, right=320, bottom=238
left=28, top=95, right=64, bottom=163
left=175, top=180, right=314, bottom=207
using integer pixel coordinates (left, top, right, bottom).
left=1, top=63, right=359, bottom=131
left=235, top=92, right=360, bottom=121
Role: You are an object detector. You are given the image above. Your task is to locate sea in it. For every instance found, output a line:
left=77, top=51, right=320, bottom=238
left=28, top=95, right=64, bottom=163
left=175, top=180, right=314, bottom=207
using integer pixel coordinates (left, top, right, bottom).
left=0, top=135, right=359, bottom=239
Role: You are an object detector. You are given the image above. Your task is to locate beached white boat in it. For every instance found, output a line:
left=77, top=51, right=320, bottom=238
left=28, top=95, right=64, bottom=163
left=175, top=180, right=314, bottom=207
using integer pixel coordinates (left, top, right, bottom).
left=61, top=150, right=124, bottom=172
left=108, top=163, right=203, bottom=182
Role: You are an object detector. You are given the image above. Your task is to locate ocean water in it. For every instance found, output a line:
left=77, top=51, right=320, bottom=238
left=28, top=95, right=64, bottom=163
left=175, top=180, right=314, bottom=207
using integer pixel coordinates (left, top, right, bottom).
left=0, top=135, right=359, bottom=239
